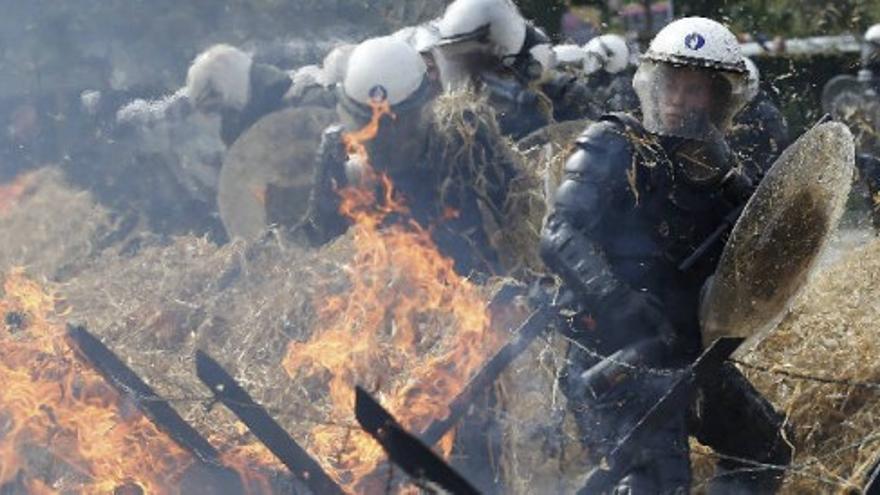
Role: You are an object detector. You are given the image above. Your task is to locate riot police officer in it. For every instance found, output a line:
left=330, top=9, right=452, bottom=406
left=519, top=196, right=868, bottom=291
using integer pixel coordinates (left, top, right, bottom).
left=823, top=25, right=880, bottom=231
left=582, top=34, right=640, bottom=115
left=540, top=17, right=791, bottom=494
left=186, top=44, right=293, bottom=146
left=861, top=24, right=880, bottom=87
left=434, top=0, right=554, bottom=139
left=298, top=35, right=519, bottom=279
left=543, top=33, right=640, bottom=122
left=296, top=37, right=523, bottom=492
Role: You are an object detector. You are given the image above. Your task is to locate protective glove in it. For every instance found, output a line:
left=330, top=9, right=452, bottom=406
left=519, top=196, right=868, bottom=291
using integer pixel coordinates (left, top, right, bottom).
left=674, top=135, right=754, bottom=203
left=581, top=290, right=678, bottom=400
left=673, top=135, right=734, bottom=185
left=579, top=337, right=671, bottom=400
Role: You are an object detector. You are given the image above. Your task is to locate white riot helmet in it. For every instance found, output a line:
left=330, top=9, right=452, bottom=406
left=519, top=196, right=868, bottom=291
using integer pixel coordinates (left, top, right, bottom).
left=862, top=24, right=880, bottom=75
left=322, top=44, right=356, bottom=86
left=866, top=24, right=880, bottom=44
left=436, top=0, right=527, bottom=59
left=633, top=17, right=749, bottom=141
left=583, top=34, right=631, bottom=75
left=743, top=57, right=760, bottom=102
left=340, top=36, right=430, bottom=121
left=340, top=36, right=434, bottom=173
left=554, top=44, right=586, bottom=69
left=186, top=44, right=253, bottom=112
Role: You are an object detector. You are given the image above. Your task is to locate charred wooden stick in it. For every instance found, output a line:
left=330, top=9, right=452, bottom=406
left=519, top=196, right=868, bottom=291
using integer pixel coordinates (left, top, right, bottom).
left=355, top=386, right=480, bottom=495
left=67, top=325, right=221, bottom=465
left=194, top=350, right=347, bottom=495
left=419, top=304, right=555, bottom=445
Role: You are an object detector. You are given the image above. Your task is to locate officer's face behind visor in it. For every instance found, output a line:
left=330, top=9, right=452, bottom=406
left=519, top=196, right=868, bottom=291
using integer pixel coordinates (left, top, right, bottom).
left=636, top=61, right=736, bottom=142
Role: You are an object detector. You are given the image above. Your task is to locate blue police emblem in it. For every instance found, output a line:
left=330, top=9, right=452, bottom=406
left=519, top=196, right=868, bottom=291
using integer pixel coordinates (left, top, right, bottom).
left=369, top=85, right=388, bottom=103
left=684, top=32, right=706, bottom=51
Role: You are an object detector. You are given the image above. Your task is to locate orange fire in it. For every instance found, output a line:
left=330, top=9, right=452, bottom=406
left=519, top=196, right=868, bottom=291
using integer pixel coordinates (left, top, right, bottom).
left=0, top=269, right=192, bottom=494
left=282, top=101, right=503, bottom=489
left=0, top=270, right=283, bottom=494
left=0, top=172, right=36, bottom=216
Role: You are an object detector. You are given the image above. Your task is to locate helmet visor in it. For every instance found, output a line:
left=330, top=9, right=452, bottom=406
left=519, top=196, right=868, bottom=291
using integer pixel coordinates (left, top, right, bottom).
left=634, top=60, right=747, bottom=141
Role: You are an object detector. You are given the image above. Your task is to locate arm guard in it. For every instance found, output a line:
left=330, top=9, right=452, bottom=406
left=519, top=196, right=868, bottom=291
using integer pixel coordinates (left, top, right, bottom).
left=539, top=121, right=632, bottom=305
left=540, top=212, right=623, bottom=304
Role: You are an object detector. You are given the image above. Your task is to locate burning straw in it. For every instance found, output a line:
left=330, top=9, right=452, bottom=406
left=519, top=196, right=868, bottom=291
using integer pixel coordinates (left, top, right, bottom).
left=283, top=98, right=505, bottom=489
left=36, top=96, right=519, bottom=492
left=0, top=270, right=194, bottom=493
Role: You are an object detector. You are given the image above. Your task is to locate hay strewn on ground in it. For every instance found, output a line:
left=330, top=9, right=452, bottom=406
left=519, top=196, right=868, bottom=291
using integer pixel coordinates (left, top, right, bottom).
left=58, top=233, right=348, bottom=449
left=53, top=227, right=513, bottom=490
left=742, top=235, right=880, bottom=493
left=0, top=167, right=118, bottom=282
left=2, top=148, right=880, bottom=494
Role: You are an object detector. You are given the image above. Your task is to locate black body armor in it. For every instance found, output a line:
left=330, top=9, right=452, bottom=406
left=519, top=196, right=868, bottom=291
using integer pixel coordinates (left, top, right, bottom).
left=541, top=114, right=790, bottom=493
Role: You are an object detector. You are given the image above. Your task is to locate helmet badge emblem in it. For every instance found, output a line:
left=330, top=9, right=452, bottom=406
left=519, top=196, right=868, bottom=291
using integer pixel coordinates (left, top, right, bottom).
left=684, top=33, right=706, bottom=51
left=369, top=85, right=388, bottom=103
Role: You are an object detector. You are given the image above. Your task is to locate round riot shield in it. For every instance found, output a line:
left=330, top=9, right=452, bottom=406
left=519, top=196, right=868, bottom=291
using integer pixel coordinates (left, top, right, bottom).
left=218, top=107, right=337, bottom=241
left=700, top=122, right=855, bottom=351
left=822, top=75, right=880, bottom=152
left=821, top=75, right=864, bottom=118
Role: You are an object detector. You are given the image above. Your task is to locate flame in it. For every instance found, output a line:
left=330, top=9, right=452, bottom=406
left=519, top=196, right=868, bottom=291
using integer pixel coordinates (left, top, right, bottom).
left=0, top=269, right=192, bottom=493
left=282, top=101, right=503, bottom=489
left=0, top=172, right=36, bottom=216
left=0, top=270, right=282, bottom=494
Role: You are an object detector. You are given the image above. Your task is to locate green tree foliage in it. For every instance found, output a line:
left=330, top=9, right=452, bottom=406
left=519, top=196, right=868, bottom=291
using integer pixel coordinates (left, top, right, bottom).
left=675, top=0, right=880, bottom=37
left=518, top=0, right=568, bottom=39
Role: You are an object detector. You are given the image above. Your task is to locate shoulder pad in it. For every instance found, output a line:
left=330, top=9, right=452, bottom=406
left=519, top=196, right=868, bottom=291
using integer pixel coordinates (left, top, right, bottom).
left=566, top=120, right=633, bottom=178
left=600, top=112, right=645, bottom=132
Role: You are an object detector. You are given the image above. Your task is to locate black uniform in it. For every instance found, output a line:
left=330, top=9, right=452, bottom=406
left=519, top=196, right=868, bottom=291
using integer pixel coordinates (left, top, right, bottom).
left=540, top=114, right=791, bottom=493
left=540, top=72, right=600, bottom=122
left=219, top=62, right=292, bottom=147
left=589, top=69, right=640, bottom=115
left=728, top=90, right=790, bottom=181
left=540, top=68, right=640, bottom=123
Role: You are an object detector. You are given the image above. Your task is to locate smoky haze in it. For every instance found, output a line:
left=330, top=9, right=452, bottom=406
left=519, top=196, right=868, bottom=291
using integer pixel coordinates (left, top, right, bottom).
left=0, top=0, right=443, bottom=183
left=2, top=2, right=880, bottom=495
